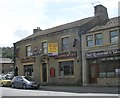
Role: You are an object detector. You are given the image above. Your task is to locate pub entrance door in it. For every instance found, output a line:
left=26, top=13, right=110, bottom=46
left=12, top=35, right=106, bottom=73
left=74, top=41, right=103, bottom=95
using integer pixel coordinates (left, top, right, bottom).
left=42, top=63, right=47, bottom=82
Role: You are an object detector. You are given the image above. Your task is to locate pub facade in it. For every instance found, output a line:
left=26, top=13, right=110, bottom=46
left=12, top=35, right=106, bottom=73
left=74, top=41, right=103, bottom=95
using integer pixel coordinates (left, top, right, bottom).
left=14, top=5, right=120, bottom=86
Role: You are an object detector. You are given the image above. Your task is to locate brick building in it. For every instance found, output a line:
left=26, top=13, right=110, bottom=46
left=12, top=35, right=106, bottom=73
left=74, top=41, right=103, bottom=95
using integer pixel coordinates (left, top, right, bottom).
left=13, top=5, right=120, bottom=86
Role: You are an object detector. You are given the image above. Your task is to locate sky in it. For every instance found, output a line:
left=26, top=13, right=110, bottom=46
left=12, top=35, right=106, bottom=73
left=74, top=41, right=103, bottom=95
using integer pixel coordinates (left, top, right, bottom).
left=0, top=0, right=119, bottom=47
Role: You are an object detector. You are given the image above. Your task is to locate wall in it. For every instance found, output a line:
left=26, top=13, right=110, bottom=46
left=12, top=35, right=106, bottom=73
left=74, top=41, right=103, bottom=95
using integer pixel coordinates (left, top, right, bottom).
left=15, top=27, right=83, bottom=85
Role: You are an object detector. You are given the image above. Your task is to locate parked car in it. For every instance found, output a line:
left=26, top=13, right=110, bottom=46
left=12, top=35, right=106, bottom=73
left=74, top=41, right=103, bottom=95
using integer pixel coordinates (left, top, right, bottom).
left=11, top=76, right=39, bottom=89
left=0, top=76, right=11, bottom=87
left=4, top=73, right=14, bottom=80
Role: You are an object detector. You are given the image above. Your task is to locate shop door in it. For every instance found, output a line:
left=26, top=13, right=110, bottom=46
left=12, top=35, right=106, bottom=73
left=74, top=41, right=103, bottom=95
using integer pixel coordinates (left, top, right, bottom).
left=89, top=64, right=98, bottom=83
left=42, top=63, right=47, bottom=82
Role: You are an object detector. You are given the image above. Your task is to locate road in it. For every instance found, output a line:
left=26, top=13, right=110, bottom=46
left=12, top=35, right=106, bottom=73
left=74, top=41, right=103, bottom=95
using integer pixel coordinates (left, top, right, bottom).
left=0, top=87, right=119, bottom=98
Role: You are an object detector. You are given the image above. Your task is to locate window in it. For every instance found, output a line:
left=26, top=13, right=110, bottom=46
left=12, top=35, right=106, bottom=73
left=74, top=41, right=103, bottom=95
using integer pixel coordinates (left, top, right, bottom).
left=110, top=30, right=118, bottom=43
left=59, top=61, right=74, bottom=76
left=99, top=56, right=120, bottom=78
left=86, top=35, right=94, bottom=47
left=26, top=45, right=31, bottom=57
left=42, top=42, right=48, bottom=54
left=62, top=37, right=70, bottom=51
left=24, top=65, right=33, bottom=77
left=95, top=33, right=102, bottom=45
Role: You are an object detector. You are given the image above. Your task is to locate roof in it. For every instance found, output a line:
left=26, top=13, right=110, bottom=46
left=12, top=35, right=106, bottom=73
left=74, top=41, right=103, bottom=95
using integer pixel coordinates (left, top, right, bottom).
left=18, top=17, right=93, bottom=42
left=88, top=16, right=120, bottom=32
left=0, top=58, right=13, bottom=64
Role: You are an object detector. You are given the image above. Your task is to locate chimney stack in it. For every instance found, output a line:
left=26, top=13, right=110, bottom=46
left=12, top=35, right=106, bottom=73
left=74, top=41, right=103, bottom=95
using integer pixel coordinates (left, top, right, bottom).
left=94, top=4, right=109, bottom=22
left=33, top=27, right=42, bottom=34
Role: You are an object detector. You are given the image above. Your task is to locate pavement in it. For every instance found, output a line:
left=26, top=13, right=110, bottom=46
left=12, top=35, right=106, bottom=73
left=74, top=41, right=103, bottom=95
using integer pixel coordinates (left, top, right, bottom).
left=40, top=86, right=119, bottom=94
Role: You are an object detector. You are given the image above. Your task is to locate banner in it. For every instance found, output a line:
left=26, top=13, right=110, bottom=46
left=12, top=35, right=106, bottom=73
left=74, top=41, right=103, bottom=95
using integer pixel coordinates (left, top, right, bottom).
left=48, top=43, right=58, bottom=56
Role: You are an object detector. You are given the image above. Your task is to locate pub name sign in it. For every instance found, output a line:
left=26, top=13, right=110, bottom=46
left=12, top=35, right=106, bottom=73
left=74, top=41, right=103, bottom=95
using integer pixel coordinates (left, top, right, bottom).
left=85, top=49, right=120, bottom=58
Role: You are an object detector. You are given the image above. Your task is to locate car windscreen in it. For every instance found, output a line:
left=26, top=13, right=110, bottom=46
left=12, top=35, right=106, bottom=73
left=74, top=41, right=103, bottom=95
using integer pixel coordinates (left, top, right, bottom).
left=0, top=76, right=7, bottom=80
left=24, top=77, right=34, bottom=81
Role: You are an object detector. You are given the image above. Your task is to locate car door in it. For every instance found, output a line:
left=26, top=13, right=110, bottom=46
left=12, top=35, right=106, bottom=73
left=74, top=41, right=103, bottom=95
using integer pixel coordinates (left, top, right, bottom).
left=17, top=77, right=24, bottom=88
left=13, top=77, right=19, bottom=88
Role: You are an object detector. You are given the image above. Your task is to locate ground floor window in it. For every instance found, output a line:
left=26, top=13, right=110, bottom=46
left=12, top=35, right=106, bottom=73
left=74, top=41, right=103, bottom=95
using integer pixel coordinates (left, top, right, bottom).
left=24, top=65, right=33, bottom=77
left=59, top=61, right=74, bottom=76
left=99, top=56, right=120, bottom=78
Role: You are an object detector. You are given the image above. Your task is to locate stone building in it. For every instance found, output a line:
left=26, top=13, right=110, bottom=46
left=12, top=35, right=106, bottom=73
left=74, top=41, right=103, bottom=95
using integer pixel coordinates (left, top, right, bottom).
left=81, top=16, right=120, bottom=86
left=0, top=58, right=13, bottom=74
left=13, top=5, right=120, bottom=86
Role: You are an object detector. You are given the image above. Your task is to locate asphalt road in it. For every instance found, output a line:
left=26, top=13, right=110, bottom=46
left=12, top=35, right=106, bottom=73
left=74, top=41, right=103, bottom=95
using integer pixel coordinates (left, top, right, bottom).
left=1, top=87, right=119, bottom=98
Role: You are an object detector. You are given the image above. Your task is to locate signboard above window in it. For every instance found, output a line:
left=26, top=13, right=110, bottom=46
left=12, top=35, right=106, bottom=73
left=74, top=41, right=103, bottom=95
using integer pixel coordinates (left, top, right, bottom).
left=86, top=49, right=120, bottom=58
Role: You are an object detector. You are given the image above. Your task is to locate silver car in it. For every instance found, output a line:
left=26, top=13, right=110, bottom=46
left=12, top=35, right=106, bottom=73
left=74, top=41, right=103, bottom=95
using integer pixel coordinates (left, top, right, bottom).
left=11, top=76, right=39, bottom=89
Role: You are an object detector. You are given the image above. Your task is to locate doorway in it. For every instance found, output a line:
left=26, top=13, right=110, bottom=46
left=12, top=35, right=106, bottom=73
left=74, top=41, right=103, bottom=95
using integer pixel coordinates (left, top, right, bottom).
left=89, top=64, right=98, bottom=83
left=42, top=63, right=47, bottom=82
left=88, top=59, right=98, bottom=84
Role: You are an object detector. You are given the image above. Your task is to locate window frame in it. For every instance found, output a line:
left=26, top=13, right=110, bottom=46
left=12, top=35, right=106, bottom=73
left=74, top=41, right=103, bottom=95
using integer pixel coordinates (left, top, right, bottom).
left=59, top=61, right=74, bottom=76
left=109, top=30, right=118, bottom=43
left=86, top=34, right=94, bottom=47
left=42, top=41, right=48, bottom=54
left=95, top=33, right=103, bottom=45
left=24, top=65, right=33, bottom=77
left=26, top=45, right=31, bottom=57
left=99, top=56, right=120, bottom=78
left=61, top=36, right=70, bottom=51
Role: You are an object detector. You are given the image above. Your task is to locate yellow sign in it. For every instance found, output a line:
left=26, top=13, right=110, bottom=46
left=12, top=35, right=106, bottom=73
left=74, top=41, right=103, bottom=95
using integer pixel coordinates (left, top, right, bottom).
left=48, top=43, right=58, bottom=56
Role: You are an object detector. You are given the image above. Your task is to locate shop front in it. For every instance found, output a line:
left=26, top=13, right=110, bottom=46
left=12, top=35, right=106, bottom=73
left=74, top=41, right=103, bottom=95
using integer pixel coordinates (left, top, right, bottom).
left=85, top=48, right=120, bottom=86
left=21, top=57, right=35, bottom=77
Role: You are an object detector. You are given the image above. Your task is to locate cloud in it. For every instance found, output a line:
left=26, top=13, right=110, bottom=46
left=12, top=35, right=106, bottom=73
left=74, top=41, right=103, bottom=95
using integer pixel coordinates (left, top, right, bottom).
left=0, top=0, right=47, bottom=47
left=14, top=29, right=29, bottom=38
left=0, top=0, right=119, bottom=47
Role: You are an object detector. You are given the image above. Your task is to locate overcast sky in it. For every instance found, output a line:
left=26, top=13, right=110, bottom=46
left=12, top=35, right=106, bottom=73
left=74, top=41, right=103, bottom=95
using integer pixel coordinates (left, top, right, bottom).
left=0, top=0, right=119, bottom=47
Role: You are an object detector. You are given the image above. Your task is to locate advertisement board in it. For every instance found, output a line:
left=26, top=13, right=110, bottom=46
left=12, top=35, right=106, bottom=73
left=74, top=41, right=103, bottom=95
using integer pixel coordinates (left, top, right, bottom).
left=48, top=43, right=58, bottom=56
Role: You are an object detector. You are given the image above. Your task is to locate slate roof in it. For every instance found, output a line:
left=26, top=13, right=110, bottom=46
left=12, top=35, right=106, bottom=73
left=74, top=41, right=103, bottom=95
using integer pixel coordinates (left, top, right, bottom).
left=88, top=16, right=120, bottom=32
left=19, top=17, right=94, bottom=42
left=0, top=58, right=13, bottom=64
left=16, top=16, right=119, bottom=43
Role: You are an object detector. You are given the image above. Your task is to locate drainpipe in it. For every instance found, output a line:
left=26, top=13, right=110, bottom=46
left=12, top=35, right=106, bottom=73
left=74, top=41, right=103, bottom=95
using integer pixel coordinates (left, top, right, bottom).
left=13, top=43, right=16, bottom=76
left=78, top=29, right=83, bottom=86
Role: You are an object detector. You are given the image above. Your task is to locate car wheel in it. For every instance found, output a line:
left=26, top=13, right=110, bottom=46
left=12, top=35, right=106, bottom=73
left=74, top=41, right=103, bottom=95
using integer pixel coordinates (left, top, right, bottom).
left=23, top=84, right=26, bottom=89
left=11, top=83, right=15, bottom=88
left=1, top=83, right=4, bottom=87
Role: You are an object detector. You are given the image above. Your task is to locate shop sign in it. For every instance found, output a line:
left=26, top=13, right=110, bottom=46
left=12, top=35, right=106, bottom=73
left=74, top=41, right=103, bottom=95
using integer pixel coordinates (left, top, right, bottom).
left=21, top=57, right=35, bottom=63
left=55, top=51, right=77, bottom=59
left=50, top=67, right=55, bottom=77
left=85, top=49, right=120, bottom=58
left=48, top=43, right=58, bottom=56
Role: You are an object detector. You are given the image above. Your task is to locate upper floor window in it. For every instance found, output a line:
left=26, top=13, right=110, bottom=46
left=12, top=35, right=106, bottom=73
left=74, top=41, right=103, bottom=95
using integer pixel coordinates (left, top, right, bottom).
left=26, top=45, right=31, bottom=57
left=62, top=36, right=70, bottom=51
left=110, top=30, right=118, bottom=43
left=86, top=35, right=94, bottom=47
left=95, top=33, right=103, bottom=45
left=42, top=42, right=48, bottom=54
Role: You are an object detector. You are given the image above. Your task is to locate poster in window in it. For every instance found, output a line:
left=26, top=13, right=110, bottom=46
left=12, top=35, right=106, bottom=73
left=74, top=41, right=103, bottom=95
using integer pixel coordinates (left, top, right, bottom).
left=50, top=67, right=55, bottom=77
